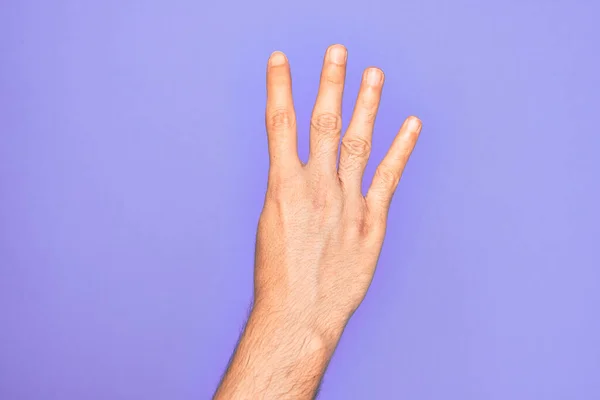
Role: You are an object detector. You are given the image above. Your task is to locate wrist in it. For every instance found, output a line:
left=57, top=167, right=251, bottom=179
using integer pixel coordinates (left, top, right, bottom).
left=215, top=301, right=341, bottom=399
left=249, top=300, right=346, bottom=355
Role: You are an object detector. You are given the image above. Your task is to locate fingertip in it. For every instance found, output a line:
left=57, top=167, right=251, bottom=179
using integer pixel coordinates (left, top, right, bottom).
left=406, top=115, right=422, bottom=132
left=269, top=51, right=287, bottom=66
left=327, top=44, right=347, bottom=64
left=328, top=43, right=347, bottom=52
left=364, top=67, right=384, bottom=86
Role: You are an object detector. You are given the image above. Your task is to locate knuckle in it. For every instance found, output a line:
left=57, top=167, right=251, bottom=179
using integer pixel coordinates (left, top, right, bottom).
left=358, top=101, right=378, bottom=124
left=310, top=181, right=328, bottom=211
left=324, top=74, right=344, bottom=86
left=363, top=110, right=377, bottom=124
left=366, top=216, right=386, bottom=239
left=341, top=136, right=371, bottom=157
left=311, top=112, right=342, bottom=136
left=266, top=171, right=290, bottom=200
left=267, top=181, right=295, bottom=207
left=266, top=171, right=304, bottom=204
left=375, top=165, right=399, bottom=187
left=311, top=192, right=328, bottom=211
left=267, top=108, right=294, bottom=130
left=308, top=176, right=338, bottom=211
left=348, top=212, right=369, bottom=236
left=266, top=179, right=285, bottom=201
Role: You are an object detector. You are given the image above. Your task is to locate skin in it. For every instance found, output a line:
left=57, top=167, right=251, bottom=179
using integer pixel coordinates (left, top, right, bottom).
left=213, top=44, right=422, bottom=400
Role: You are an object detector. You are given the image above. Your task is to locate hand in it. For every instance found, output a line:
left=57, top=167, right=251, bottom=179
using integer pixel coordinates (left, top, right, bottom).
left=255, top=44, right=421, bottom=341
left=214, top=44, right=421, bottom=400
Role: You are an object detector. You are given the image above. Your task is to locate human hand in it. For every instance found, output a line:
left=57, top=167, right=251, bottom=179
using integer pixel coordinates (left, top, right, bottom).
left=214, top=44, right=421, bottom=399
left=254, top=44, right=421, bottom=344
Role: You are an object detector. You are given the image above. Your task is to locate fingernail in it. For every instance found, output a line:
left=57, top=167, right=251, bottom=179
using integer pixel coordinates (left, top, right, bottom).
left=407, top=116, right=422, bottom=131
left=366, top=68, right=383, bottom=85
left=269, top=51, right=287, bottom=66
left=328, top=45, right=347, bottom=64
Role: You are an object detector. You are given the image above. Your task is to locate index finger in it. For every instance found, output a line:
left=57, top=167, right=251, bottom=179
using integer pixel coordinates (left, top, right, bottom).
left=366, top=116, right=422, bottom=220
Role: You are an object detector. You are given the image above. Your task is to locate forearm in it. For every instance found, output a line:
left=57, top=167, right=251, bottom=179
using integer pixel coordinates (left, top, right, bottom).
left=214, top=304, right=342, bottom=400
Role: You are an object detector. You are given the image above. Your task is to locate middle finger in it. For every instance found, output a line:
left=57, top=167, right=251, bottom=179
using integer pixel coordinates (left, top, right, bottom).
left=308, top=44, right=347, bottom=174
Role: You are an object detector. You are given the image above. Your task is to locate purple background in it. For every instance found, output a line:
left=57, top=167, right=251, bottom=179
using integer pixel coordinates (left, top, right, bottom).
left=1, top=1, right=599, bottom=399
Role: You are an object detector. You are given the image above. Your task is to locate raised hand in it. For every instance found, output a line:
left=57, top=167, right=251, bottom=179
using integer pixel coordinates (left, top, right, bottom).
left=215, top=44, right=421, bottom=400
